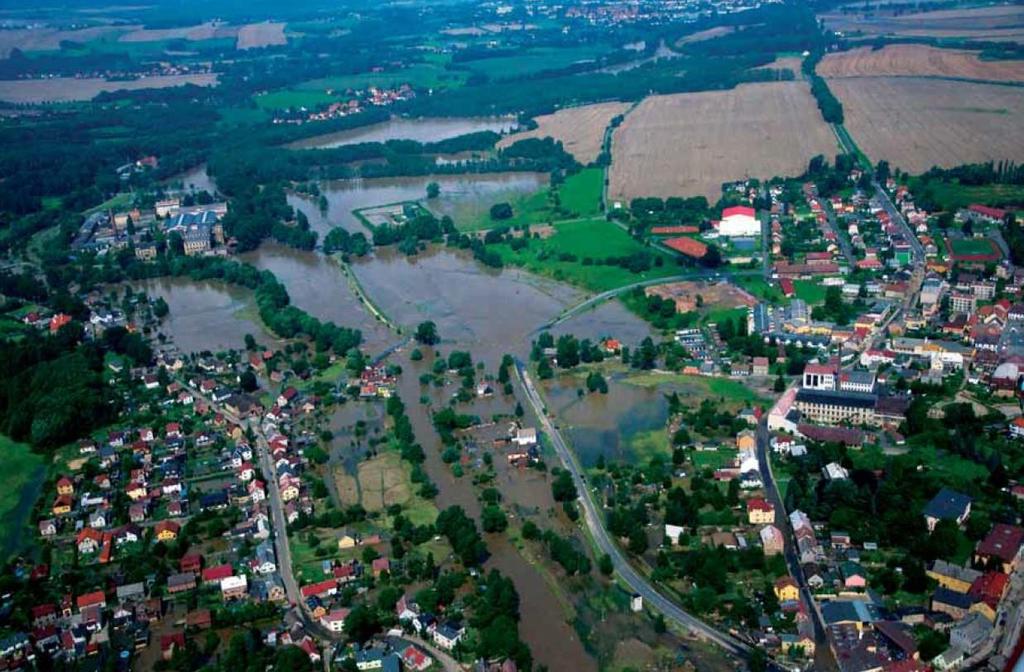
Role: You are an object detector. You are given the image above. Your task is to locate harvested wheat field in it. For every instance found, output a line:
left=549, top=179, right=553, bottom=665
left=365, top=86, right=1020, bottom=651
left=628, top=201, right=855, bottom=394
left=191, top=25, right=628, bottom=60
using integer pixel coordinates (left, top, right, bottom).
left=0, top=73, right=219, bottom=104
left=819, top=45, right=1024, bottom=82
left=609, top=82, right=837, bottom=202
left=676, top=26, right=735, bottom=45
left=118, top=21, right=231, bottom=43
left=831, top=76, right=1024, bottom=173
left=236, top=22, right=287, bottom=49
left=822, top=4, right=1024, bottom=41
left=0, top=26, right=127, bottom=57
left=498, top=101, right=631, bottom=164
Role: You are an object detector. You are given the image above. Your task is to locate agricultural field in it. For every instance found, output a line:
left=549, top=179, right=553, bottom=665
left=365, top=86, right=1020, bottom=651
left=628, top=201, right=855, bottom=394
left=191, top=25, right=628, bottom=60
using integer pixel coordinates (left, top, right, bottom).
left=818, top=45, right=1024, bottom=82
left=236, top=21, right=287, bottom=49
left=820, top=4, right=1024, bottom=41
left=0, top=25, right=127, bottom=56
left=460, top=45, right=610, bottom=81
left=497, top=101, right=631, bottom=164
left=0, top=74, right=219, bottom=103
left=490, top=217, right=678, bottom=291
left=829, top=76, right=1024, bottom=173
left=117, top=21, right=232, bottom=43
left=675, top=26, right=736, bottom=45
left=608, top=82, right=837, bottom=203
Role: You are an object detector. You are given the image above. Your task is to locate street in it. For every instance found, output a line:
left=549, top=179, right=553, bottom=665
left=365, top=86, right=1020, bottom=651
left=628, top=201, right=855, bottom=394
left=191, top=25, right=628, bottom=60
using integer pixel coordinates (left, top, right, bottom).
left=513, top=361, right=757, bottom=661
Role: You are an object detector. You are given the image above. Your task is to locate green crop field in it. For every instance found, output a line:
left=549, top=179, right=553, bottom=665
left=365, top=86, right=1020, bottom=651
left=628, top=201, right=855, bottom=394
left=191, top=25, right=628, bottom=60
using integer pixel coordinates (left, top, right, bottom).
left=298, top=63, right=466, bottom=93
left=491, top=218, right=678, bottom=291
left=0, top=435, right=44, bottom=560
left=464, top=45, right=609, bottom=81
left=559, top=168, right=603, bottom=217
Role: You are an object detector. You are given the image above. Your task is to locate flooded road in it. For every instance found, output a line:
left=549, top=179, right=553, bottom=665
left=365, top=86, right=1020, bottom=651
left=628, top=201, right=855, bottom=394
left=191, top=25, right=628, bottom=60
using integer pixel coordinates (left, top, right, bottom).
left=287, top=116, right=518, bottom=149
left=133, top=277, right=280, bottom=353
left=239, top=242, right=395, bottom=355
left=288, top=172, right=548, bottom=236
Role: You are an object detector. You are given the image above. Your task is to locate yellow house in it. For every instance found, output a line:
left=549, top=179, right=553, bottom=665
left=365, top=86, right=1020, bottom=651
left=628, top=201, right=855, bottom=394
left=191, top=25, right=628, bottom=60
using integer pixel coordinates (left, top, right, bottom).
left=155, top=520, right=180, bottom=542
left=926, top=560, right=979, bottom=594
left=337, top=534, right=357, bottom=550
left=736, top=431, right=756, bottom=452
left=747, top=498, right=775, bottom=525
left=56, top=476, right=75, bottom=497
left=774, top=576, right=799, bottom=602
left=971, top=601, right=997, bottom=623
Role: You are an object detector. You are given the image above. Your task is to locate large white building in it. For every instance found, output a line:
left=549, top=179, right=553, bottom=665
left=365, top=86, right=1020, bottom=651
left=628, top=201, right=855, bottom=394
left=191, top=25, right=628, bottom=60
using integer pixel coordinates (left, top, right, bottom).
left=715, top=205, right=760, bottom=237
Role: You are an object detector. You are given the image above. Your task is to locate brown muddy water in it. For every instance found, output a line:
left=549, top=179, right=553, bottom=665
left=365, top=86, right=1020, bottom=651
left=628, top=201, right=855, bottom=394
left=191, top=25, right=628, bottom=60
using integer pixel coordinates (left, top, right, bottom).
left=288, top=172, right=549, bottom=236
left=166, top=163, right=218, bottom=195
left=239, top=242, right=395, bottom=355
left=287, top=116, right=518, bottom=150
left=397, top=349, right=597, bottom=671
left=350, top=246, right=582, bottom=366
left=544, top=372, right=673, bottom=467
left=133, top=277, right=280, bottom=354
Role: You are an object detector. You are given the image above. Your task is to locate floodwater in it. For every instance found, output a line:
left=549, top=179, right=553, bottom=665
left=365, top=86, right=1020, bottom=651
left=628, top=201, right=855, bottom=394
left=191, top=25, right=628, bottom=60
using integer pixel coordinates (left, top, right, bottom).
left=287, top=116, right=518, bottom=149
left=350, top=246, right=583, bottom=366
left=600, top=39, right=680, bottom=74
left=166, top=163, right=218, bottom=195
left=288, top=172, right=549, bottom=236
left=133, top=277, right=279, bottom=354
left=239, top=242, right=395, bottom=355
left=396, top=349, right=597, bottom=672
left=551, top=299, right=654, bottom=346
left=544, top=372, right=672, bottom=467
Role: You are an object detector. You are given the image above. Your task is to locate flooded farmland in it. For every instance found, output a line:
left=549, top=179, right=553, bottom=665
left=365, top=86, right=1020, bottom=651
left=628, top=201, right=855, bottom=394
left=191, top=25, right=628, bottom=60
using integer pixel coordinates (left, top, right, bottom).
left=239, top=242, right=395, bottom=355
left=287, top=115, right=518, bottom=149
left=133, top=277, right=280, bottom=354
left=350, top=246, right=582, bottom=365
left=544, top=372, right=672, bottom=466
left=288, top=172, right=549, bottom=236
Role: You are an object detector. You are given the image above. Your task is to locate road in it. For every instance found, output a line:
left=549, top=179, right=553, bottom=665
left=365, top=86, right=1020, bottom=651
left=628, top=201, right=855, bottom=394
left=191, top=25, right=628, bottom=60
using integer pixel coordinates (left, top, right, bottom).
left=540, top=268, right=762, bottom=331
left=755, top=419, right=836, bottom=671
left=817, top=189, right=856, bottom=268
left=514, top=361, right=758, bottom=660
left=871, top=179, right=924, bottom=265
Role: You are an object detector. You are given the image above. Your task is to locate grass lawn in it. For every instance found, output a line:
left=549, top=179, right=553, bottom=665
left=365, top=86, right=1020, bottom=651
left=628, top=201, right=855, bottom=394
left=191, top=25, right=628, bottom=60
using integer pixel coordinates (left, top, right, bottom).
left=456, top=169, right=601, bottom=232
left=254, top=89, right=339, bottom=110
left=624, top=372, right=765, bottom=406
left=909, top=179, right=1024, bottom=212
left=0, top=435, right=44, bottom=559
left=702, top=307, right=747, bottom=327
left=950, top=237, right=997, bottom=256
left=691, top=448, right=739, bottom=470
left=489, top=217, right=679, bottom=291
left=627, top=429, right=670, bottom=463
left=793, top=279, right=827, bottom=304
left=733, top=276, right=783, bottom=302
left=299, top=62, right=467, bottom=93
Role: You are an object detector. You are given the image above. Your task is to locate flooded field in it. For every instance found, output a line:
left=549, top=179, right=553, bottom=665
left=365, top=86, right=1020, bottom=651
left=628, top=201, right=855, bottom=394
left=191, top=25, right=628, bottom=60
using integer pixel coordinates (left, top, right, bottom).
left=544, top=372, right=672, bottom=466
left=239, top=242, right=395, bottom=355
left=287, top=116, right=518, bottom=149
left=350, top=246, right=582, bottom=365
left=133, top=277, right=279, bottom=354
left=289, top=172, right=548, bottom=236
left=552, top=299, right=654, bottom=346
left=167, top=163, right=218, bottom=195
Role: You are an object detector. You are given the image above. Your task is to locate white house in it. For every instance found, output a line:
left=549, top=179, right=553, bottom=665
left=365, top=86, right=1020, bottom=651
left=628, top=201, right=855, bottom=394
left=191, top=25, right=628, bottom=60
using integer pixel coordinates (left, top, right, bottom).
left=320, top=609, right=349, bottom=633
left=715, top=206, right=760, bottom=237
left=665, top=524, right=685, bottom=546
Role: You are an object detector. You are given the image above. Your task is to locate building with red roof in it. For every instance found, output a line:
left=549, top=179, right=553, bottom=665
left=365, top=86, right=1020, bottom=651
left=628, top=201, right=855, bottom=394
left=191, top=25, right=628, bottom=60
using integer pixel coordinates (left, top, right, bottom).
left=76, top=590, right=106, bottom=611
left=201, top=564, right=233, bottom=584
left=746, top=498, right=776, bottom=524
left=974, top=523, right=1024, bottom=572
left=300, top=579, right=338, bottom=599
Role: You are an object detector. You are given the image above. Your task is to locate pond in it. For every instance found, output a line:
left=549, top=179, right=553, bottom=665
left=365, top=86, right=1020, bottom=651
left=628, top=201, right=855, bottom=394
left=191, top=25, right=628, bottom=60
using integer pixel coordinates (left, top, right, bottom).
left=288, top=172, right=549, bottom=236
left=239, top=242, right=395, bottom=355
left=287, top=115, right=518, bottom=149
left=133, top=277, right=280, bottom=354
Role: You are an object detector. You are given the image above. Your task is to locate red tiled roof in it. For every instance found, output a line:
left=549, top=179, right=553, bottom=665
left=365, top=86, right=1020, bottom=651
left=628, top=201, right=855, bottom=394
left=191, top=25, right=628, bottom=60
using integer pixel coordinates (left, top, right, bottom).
left=651, top=225, right=700, bottom=235
left=663, top=236, right=708, bottom=259
left=976, top=524, right=1024, bottom=563
left=76, top=590, right=105, bottom=610
left=746, top=498, right=774, bottom=512
left=300, top=579, right=338, bottom=598
left=722, top=205, right=755, bottom=219
left=201, top=564, right=233, bottom=583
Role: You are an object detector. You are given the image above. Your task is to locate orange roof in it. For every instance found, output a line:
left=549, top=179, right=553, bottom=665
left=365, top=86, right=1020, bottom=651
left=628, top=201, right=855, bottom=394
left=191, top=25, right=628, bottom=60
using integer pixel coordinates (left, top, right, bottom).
left=663, top=236, right=708, bottom=258
left=651, top=225, right=700, bottom=235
